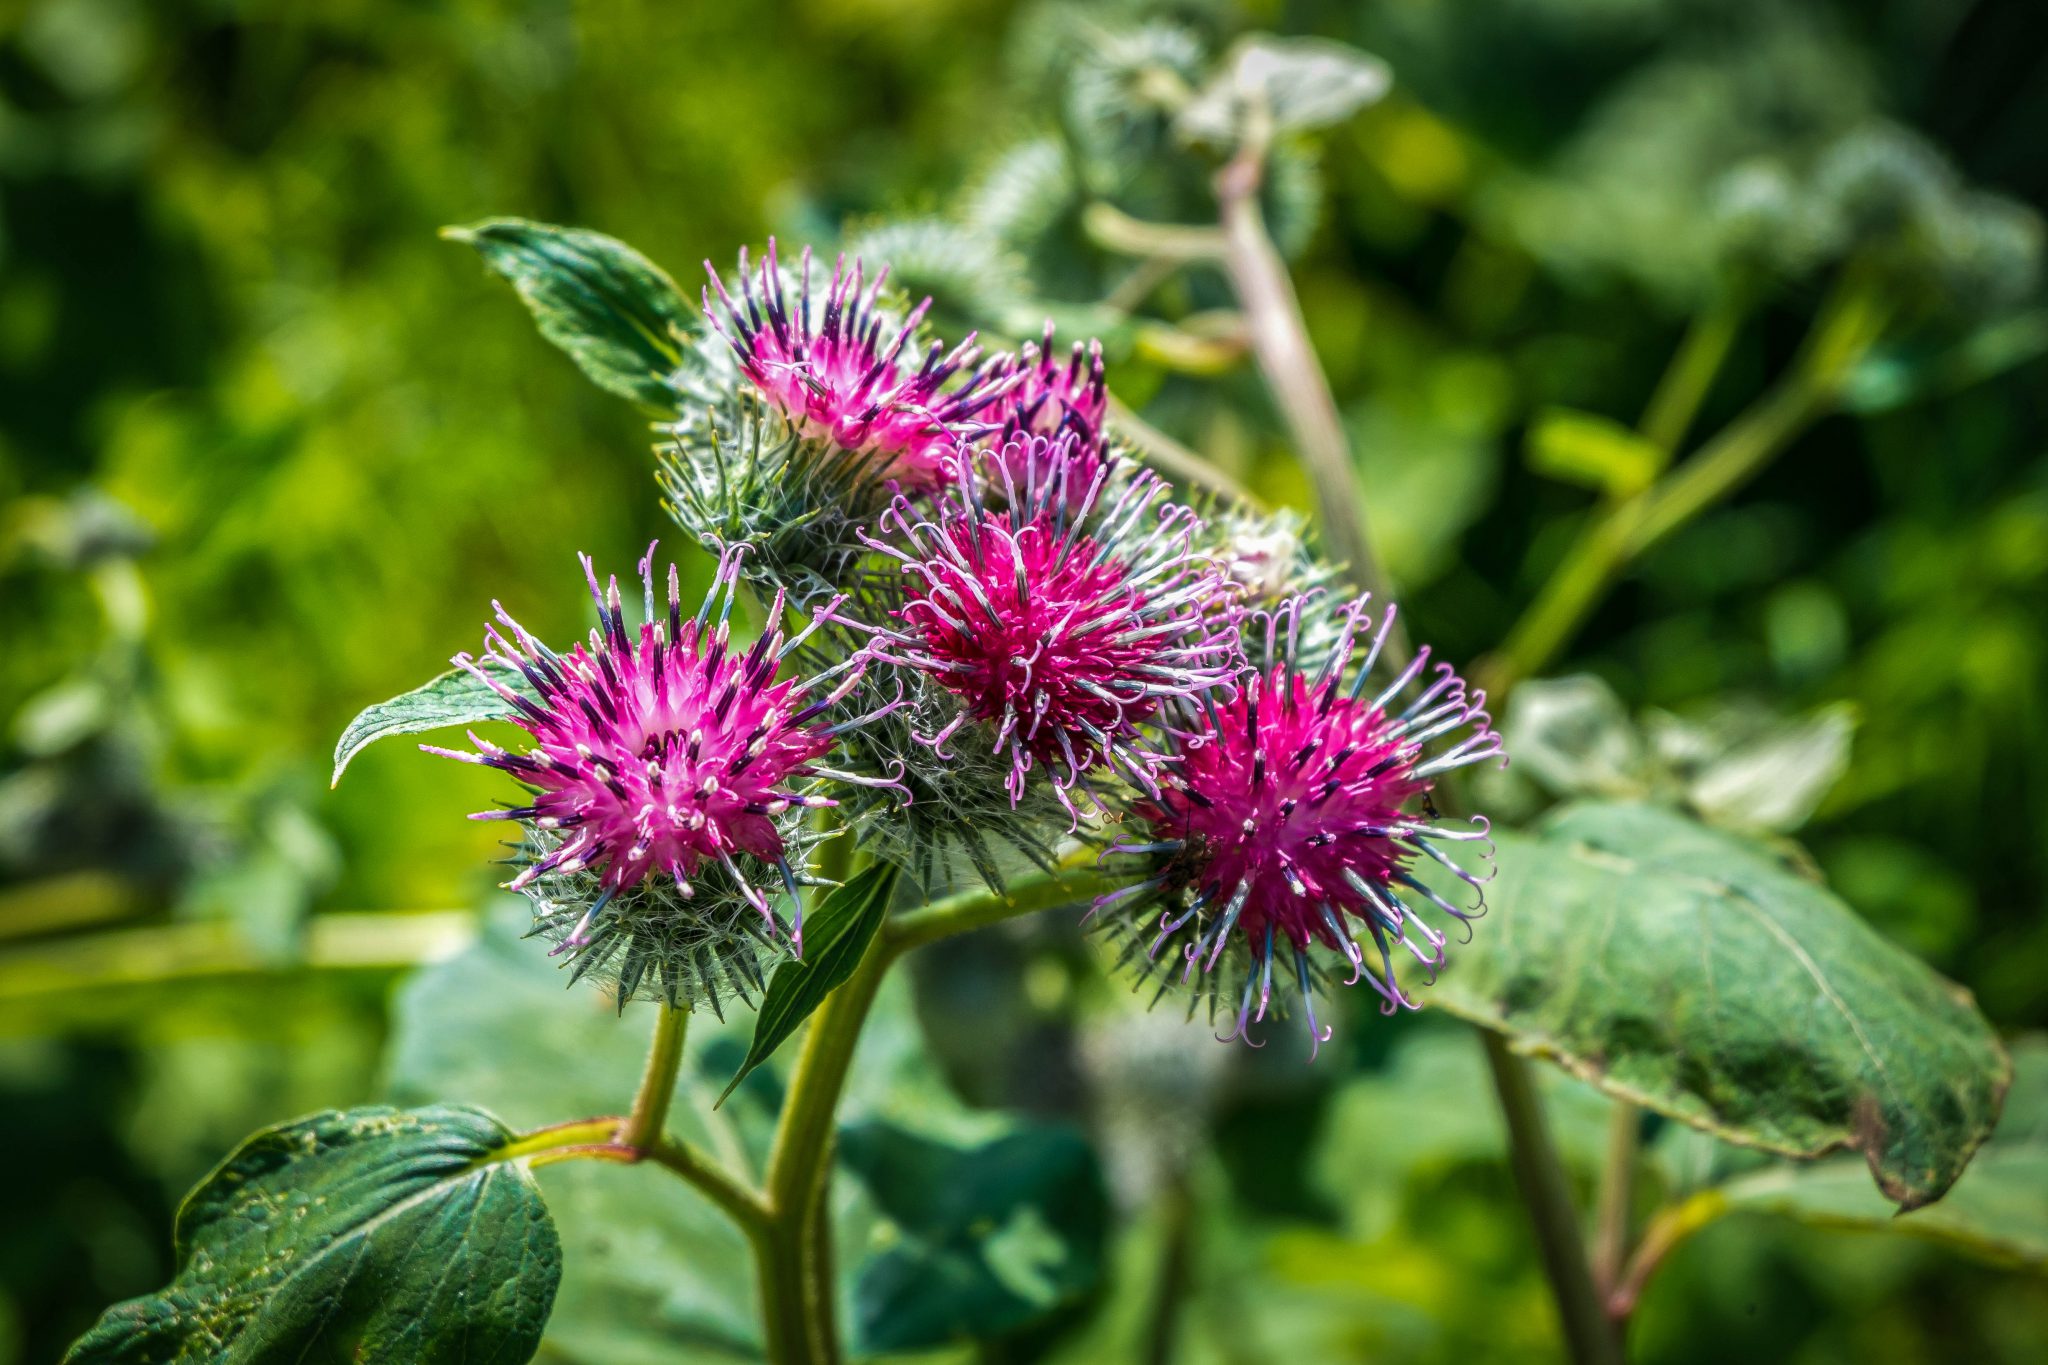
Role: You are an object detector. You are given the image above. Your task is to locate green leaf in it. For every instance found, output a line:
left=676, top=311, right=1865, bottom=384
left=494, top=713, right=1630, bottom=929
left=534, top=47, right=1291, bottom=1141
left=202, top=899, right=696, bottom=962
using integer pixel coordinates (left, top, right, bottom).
left=1713, top=1036, right=2048, bottom=1268
left=718, top=861, right=900, bottom=1105
left=445, top=218, right=694, bottom=410
left=383, top=901, right=1007, bottom=1362
left=840, top=1119, right=1109, bottom=1353
left=387, top=909, right=763, bottom=1362
left=1524, top=406, right=1665, bottom=496
left=63, top=1105, right=559, bottom=1365
left=332, top=663, right=536, bottom=786
left=1424, top=801, right=2009, bottom=1209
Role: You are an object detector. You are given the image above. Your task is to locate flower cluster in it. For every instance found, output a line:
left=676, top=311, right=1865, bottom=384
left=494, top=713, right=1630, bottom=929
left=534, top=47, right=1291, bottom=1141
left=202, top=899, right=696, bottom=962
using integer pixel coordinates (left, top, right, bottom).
left=430, top=238, right=1504, bottom=1046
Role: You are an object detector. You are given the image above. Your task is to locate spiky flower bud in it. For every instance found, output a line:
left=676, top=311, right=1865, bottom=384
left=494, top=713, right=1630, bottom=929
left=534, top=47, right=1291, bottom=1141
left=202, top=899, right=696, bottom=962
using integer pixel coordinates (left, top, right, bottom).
left=1095, top=592, right=1504, bottom=1057
left=856, top=436, right=1241, bottom=820
left=427, top=545, right=882, bottom=1003
left=703, top=241, right=1018, bottom=488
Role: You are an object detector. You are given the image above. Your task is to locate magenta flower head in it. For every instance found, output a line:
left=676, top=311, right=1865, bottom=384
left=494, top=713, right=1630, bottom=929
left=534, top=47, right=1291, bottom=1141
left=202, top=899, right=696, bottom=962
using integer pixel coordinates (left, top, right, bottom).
left=703, top=241, right=1018, bottom=489
left=855, top=436, right=1241, bottom=820
left=994, top=323, right=1108, bottom=449
left=1096, top=592, right=1504, bottom=1058
left=426, top=544, right=883, bottom=1008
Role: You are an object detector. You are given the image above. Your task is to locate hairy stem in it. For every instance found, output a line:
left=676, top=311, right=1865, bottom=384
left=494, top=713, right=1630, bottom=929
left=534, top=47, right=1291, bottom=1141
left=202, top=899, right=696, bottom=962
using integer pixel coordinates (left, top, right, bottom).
left=750, top=858, right=1114, bottom=1361
left=1482, top=1031, right=1625, bottom=1365
left=1590, top=1101, right=1641, bottom=1300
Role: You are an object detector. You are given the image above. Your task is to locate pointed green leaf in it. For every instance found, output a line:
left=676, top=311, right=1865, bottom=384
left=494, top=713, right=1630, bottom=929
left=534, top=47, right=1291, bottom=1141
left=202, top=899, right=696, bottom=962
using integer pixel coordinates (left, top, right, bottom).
left=1424, top=801, right=2008, bottom=1209
left=445, top=218, right=694, bottom=410
left=719, top=861, right=900, bottom=1105
left=332, top=663, right=537, bottom=786
left=1715, top=1036, right=2048, bottom=1269
left=63, top=1105, right=560, bottom=1365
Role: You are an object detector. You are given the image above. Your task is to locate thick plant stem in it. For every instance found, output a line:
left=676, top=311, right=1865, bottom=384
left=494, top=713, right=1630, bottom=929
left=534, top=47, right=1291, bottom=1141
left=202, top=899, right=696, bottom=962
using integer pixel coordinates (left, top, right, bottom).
left=765, top=924, right=895, bottom=1364
left=754, top=1222, right=816, bottom=1365
left=1591, top=1101, right=1641, bottom=1299
left=618, top=1001, right=689, bottom=1153
left=752, top=860, right=1111, bottom=1362
left=1482, top=1031, right=1625, bottom=1365
left=1214, top=141, right=1401, bottom=635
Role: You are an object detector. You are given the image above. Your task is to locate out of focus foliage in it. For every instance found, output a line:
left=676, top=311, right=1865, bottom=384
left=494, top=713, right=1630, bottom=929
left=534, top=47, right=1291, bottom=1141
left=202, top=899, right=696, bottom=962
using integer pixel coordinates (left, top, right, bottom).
left=3, top=0, right=2045, bottom=1361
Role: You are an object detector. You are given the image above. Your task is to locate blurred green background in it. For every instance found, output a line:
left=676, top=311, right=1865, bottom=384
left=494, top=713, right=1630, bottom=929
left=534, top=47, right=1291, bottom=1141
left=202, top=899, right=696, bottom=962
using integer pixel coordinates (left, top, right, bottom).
left=3, top=1, right=2045, bottom=1361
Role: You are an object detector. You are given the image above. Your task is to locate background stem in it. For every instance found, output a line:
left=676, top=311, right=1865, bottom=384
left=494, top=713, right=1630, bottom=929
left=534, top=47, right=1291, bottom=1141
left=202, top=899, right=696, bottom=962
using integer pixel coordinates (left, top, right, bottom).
left=1639, top=297, right=1745, bottom=456
left=1591, top=1102, right=1641, bottom=1299
left=1214, top=145, right=1402, bottom=639
left=1482, top=1031, right=1626, bottom=1365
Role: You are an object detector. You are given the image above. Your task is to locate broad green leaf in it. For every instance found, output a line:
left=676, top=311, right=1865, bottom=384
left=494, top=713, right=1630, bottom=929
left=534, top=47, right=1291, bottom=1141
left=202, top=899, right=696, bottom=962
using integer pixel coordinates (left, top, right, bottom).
left=445, top=218, right=694, bottom=410
left=1424, top=801, right=2008, bottom=1209
left=1524, top=406, right=1665, bottom=496
left=382, top=900, right=998, bottom=1363
left=386, top=908, right=763, bottom=1361
left=332, top=663, right=536, bottom=786
left=841, top=1120, right=1109, bottom=1354
left=718, top=861, right=900, bottom=1105
left=1713, top=1036, right=2048, bottom=1268
left=64, top=1105, right=559, bottom=1365
left=1178, top=36, right=1391, bottom=145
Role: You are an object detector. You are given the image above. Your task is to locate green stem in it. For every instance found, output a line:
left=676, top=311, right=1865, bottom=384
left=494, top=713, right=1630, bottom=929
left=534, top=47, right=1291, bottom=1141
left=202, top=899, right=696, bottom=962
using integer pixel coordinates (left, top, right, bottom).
left=1482, top=1031, right=1625, bottom=1365
left=1106, top=395, right=1264, bottom=507
left=751, top=859, right=1114, bottom=1362
left=1482, top=276, right=1888, bottom=699
left=1639, top=296, right=1745, bottom=457
left=885, top=863, right=1119, bottom=956
left=1608, top=1189, right=1730, bottom=1319
left=754, top=1221, right=815, bottom=1365
left=1590, top=1101, right=1641, bottom=1300
left=618, top=1001, right=689, bottom=1153
left=647, top=1137, right=774, bottom=1235
left=765, top=921, right=891, bottom=1364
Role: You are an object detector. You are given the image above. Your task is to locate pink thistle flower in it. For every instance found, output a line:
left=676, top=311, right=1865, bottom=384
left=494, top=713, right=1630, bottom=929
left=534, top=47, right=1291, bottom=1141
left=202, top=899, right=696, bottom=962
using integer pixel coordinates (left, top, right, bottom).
left=993, top=322, right=1109, bottom=449
left=426, top=544, right=889, bottom=968
left=703, top=241, right=1018, bottom=489
left=1097, top=593, right=1504, bottom=1058
left=856, top=437, right=1241, bottom=819
left=981, top=325, right=1112, bottom=502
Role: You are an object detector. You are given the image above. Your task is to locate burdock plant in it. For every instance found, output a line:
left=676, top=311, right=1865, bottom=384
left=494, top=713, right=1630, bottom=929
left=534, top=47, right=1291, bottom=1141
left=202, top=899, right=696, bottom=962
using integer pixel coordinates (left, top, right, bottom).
left=68, top=23, right=2027, bottom=1365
